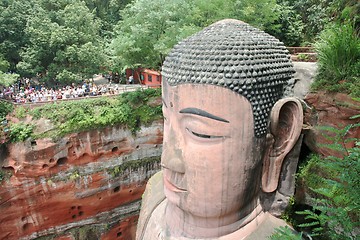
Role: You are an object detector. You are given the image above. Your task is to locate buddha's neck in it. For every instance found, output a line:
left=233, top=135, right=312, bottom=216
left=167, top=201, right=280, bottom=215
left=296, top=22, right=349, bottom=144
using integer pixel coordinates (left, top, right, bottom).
left=164, top=198, right=263, bottom=238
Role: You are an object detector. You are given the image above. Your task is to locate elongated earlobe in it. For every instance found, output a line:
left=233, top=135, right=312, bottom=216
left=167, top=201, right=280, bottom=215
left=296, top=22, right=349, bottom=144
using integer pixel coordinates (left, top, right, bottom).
left=262, top=98, right=303, bottom=193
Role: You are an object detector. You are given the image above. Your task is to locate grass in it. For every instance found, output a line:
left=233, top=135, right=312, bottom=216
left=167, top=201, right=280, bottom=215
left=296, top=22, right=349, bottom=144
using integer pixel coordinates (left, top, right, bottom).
left=311, top=23, right=360, bottom=97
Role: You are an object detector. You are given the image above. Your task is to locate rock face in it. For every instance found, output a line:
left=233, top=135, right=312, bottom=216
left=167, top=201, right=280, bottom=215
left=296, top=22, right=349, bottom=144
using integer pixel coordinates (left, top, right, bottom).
left=0, top=121, right=163, bottom=240
left=304, top=92, right=360, bottom=157
left=292, top=62, right=317, bottom=99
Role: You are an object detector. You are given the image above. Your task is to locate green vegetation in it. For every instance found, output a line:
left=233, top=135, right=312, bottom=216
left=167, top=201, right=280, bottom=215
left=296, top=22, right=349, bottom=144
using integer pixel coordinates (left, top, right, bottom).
left=270, top=226, right=303, bottom=240
left=2, top=0, right=348, bottom=79
left=281, top=121, right=360, bottom=239
left=35, top=224, right=105, bottom=240
left=14, top=106, right=27, bottom=119
left=69, top=169, right=80, bottom=181
left=0, top=0, right=110, bottom=81
left=308, top=0, right=359, bottom=96
left=0, top=52, right=19, bottom=87
left=8, top=122, right=34, bottom=142
left=0, top=100, right=12, bottom=143
left=0, top=70, right=19, bottom=87
left=296, top=144, right=360, bottom=239
left=18, top=1, right=105, bottom=82
left=297, top=53, right=309, bottom=62
left=278, top=196, right=296, bottom=227
left=312, top=23, right=360, bottom=97
left=111, top=0, right=304, bottom=70
left=0, top=100, right=13, bottom=119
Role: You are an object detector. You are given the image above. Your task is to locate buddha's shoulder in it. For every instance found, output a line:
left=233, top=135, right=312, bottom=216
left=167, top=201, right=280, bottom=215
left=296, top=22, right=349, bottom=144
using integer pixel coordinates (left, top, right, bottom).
left=144, top=170, right=164, bottom=197
left=136, top=171, right=165, bottom=240
left=242, top=213, right=293, bottom=240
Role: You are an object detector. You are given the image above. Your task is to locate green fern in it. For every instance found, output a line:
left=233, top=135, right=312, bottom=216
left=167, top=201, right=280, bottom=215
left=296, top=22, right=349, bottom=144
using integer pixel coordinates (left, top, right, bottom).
left=269, top=226, right=303, bottom=240
left=297, top=140, right=360, bottom=239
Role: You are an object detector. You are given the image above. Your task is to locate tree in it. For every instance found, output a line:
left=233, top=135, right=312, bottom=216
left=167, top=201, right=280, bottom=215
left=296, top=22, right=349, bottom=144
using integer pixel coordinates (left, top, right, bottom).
left=328, top=0, right=359, bottom=31
left=233, top=0, right=280, bottom=32
left=0, top=0, right=35, bottom=71
left=0, top=54, right=18, bottom=87
left=188, top=0, right=236, bottom=27
left=0, top=71, right=19, bottom=87
left=267, top=1, right=304, bottom=46
left=111, top=0, right=287, bottom=70
left=233, top=0, right=304, bottom=45
left=83, top=0, right=133, bottom=38
left=0, top=54, right=9, bottom=73
left=111, top=0, right=199, bottom=71
left=16, top=0, right=106, bottom=84
left=287, top=0, right=334, bottom=42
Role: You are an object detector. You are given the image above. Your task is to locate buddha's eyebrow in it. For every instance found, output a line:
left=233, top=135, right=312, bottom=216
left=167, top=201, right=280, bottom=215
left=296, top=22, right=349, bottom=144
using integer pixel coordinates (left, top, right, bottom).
left=179, top=108, right=229, bottom=123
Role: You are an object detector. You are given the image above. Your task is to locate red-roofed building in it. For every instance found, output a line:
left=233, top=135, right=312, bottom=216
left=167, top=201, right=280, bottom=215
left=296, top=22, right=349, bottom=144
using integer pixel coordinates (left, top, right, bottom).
left=126, top=68, right=162, bottom=87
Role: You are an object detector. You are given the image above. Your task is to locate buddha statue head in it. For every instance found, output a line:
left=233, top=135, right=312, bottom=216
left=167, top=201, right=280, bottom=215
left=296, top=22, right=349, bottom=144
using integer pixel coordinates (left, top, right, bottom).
left=150, top=19, right=303, bottom=239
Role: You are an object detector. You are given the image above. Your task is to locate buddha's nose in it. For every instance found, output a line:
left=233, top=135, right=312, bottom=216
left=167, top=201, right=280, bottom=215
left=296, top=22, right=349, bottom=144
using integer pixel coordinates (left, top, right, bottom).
left=161, top=126, right=185, bottom=173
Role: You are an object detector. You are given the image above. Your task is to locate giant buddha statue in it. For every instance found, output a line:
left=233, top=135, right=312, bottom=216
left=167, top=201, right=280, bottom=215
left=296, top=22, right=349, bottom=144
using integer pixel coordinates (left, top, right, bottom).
left=136, top=19, right=303, bottom=240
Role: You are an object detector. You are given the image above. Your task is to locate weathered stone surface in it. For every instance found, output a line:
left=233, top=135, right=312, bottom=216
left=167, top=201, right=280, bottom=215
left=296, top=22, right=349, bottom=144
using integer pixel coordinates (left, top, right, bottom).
left=261, top=135, right=304, bottom=217
left=304, top=92, right=360, bottom=157
left=292, top=62, right=317, bottom=99
left=101, top=215, right=138, bottom=240
left=0, top=121, right=163, bottom=240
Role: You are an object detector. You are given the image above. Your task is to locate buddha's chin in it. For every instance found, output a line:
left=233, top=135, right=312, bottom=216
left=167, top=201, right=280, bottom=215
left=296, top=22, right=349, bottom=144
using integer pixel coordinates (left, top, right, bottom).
left=164, top=181, right=184, bottom=207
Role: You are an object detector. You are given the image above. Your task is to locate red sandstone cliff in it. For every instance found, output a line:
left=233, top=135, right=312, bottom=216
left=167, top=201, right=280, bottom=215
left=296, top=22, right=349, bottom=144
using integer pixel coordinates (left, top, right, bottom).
left=304, top=92, right=360, bottom=157
left=0, top=121, right=163, bottom=240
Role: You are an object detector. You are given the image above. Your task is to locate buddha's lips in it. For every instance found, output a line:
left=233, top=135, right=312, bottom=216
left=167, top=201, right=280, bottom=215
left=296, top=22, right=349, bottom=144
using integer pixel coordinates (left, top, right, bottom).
left=164, top=174, right=187, bottom=193
left=164, top=177, right=187, bottom=192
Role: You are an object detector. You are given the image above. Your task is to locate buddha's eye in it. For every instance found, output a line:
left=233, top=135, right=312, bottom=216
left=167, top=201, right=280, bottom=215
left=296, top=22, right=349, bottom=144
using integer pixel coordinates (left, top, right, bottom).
left=186, top=127, right=223, bottom=139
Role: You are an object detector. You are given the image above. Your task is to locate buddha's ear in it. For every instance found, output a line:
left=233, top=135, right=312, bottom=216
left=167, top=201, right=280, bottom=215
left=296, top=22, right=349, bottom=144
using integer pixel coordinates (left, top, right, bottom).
left=262, top=97, right=303, bottom=193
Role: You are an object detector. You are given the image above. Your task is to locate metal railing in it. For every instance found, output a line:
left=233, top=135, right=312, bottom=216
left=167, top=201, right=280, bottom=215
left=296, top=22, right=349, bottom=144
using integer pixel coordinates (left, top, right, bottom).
left=2, top=84, right=161, bottom=109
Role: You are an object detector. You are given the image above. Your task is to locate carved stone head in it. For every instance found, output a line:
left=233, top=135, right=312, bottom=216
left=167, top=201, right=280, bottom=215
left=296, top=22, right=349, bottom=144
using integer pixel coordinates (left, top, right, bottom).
left=162, top=19, right=296, bottom=138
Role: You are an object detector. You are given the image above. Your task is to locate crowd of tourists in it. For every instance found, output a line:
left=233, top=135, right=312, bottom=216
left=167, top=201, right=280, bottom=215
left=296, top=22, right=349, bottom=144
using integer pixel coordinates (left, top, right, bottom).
left=0, top=80, right=122, bottom=104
